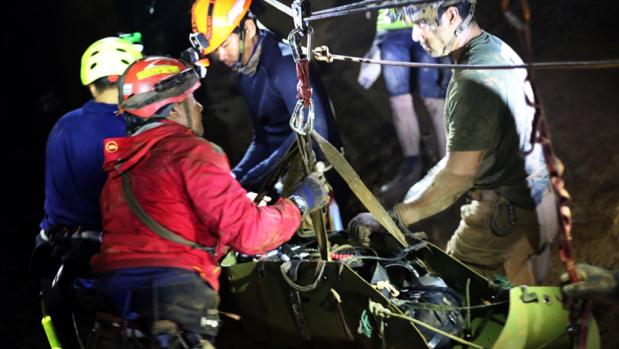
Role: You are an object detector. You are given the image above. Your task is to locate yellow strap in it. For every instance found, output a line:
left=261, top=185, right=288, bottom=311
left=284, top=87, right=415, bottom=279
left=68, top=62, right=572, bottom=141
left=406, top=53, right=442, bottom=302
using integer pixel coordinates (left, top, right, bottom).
left=311, top=131, right=408, bottom=247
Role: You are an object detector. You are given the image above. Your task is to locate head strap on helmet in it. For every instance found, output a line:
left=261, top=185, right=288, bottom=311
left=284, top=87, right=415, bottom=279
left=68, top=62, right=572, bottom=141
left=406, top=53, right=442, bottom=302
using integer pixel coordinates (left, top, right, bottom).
left=398, top=0, right=476, bottom=56
left=190, top=0, right=252, bottom=56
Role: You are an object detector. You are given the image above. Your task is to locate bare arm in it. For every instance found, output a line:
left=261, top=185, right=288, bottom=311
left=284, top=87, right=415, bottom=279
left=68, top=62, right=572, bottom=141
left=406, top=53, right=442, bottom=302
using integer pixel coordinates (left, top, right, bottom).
left=395, top=149, right=486, bottom=226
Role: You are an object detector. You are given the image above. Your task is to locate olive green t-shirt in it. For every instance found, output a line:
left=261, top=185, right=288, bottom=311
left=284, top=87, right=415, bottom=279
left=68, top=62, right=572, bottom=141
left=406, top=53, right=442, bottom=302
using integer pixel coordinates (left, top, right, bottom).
left=445, top=31, right=549, bottom=208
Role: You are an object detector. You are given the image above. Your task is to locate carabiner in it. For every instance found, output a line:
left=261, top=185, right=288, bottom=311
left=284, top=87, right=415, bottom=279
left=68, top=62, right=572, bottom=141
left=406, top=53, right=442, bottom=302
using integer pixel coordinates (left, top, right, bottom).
left=290, top=99, right=315, bottom=136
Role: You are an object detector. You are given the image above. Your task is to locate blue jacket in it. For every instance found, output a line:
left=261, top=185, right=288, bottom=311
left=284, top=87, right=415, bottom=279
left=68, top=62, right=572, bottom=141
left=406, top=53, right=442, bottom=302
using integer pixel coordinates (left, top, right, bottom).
left=40, top=101, right=126, bottom=231
left=234, top=31, right=342, bottom=190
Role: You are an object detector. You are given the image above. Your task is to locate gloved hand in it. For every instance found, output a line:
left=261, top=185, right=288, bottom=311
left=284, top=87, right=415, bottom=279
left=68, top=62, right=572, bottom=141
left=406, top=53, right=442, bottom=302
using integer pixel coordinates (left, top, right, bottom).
left=561, top=263, right=619, bottom=301
left=288, top=172, right=330, bottom=216
left=347, top=212, right=386, bottom=247
left=347, top=204, right=412, bottom=247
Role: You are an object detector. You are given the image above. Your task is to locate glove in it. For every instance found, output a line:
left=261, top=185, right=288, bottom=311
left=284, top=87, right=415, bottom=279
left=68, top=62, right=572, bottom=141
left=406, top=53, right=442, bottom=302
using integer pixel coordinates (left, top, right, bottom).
left=288, top=172, right=330, bottom=216
left=347, top=204, right=412, bottom=247
left=561, top=263, right=619, bottom=301
left=347, top=212, right=386, bottom=247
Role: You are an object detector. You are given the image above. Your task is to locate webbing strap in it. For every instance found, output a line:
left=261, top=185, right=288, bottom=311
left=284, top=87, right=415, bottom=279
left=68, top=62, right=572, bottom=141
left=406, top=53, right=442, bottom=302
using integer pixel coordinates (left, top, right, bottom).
left=311, top=131, right=408, bottom=247
left=121, top=173, right=215, bottom=254
left=253, top=140, right=299, bottom=204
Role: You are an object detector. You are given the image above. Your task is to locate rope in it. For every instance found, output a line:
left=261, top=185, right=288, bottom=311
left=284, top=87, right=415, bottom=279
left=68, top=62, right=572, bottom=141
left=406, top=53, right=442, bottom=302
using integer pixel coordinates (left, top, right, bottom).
left=368, top=300, right=485, bottom=349
left=393, top=298, right=508, bottom=312
left=262, top=0, right=293, bottom=17
left=357, top=309, right=373, bottom=338
left=296, top=59, right=312, bottom=107
left=307, top=0, right=441, bottom=22
left=313, top=45, right=619, bottom=70
left=260, top=0, right=592, bottom=342
left=280, top=260, right=327, bottom=292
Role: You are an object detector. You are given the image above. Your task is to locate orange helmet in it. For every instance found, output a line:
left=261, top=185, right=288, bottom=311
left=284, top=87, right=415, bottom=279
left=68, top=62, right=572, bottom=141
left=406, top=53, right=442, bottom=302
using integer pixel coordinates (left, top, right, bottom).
left=190, top=0, right=252, bottom=56
left=119, top=56, right=201, bottom=119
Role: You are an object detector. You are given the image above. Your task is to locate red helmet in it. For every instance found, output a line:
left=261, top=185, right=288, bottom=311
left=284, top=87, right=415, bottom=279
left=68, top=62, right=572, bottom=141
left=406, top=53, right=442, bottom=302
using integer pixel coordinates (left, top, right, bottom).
left=119, top=56, right=201, bottom=118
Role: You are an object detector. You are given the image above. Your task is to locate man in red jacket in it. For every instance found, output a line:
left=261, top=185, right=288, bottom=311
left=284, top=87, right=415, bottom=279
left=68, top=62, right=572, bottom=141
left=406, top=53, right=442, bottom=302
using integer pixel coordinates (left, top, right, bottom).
left=90, top=56, right=328, bottom=348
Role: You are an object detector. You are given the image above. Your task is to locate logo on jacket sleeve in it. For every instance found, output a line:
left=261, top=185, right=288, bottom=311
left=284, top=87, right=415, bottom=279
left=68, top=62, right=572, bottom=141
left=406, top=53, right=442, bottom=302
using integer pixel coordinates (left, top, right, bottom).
left=105, top=140, right=119, bottom=153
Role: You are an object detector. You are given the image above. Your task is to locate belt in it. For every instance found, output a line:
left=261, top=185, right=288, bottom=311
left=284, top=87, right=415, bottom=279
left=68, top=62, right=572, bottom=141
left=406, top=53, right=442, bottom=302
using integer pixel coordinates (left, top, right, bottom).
left=39, top=228, right=102, bottom=243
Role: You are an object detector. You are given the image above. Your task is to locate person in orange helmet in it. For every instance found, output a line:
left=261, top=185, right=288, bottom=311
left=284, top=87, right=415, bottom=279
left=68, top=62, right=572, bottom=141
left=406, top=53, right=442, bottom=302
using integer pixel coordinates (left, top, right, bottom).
left=190, top=0, right=351, bottom=224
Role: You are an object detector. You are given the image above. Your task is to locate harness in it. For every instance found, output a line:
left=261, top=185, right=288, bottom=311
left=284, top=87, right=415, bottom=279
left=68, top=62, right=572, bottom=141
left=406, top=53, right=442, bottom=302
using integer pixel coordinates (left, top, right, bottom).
left=121, top=171, right=216, bottom=255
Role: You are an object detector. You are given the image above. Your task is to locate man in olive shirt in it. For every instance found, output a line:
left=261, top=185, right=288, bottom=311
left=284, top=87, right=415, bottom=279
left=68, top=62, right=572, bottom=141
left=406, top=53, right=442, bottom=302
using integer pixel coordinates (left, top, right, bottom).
left=350, top=0, right=556, bottom=285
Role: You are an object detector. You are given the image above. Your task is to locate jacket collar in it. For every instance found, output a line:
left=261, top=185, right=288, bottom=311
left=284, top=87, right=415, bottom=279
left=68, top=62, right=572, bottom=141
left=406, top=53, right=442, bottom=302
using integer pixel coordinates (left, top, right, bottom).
left=103, top=122, right=192, bottom=174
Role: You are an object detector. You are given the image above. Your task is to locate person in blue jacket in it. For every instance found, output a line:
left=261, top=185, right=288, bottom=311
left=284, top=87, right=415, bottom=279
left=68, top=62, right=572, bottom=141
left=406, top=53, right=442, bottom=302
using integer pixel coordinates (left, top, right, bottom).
left=190, top=0, right=349, bottom=223
left=32, top=36, right=143, bottom=349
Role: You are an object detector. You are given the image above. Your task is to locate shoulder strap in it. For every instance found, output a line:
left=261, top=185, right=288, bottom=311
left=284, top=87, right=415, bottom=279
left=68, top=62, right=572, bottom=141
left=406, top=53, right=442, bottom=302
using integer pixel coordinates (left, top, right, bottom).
left=121, top=172, right=215, bottom=254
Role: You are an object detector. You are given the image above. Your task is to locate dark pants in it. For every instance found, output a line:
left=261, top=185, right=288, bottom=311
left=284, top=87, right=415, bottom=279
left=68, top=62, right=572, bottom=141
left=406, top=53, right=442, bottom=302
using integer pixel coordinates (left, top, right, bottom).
left=32, top=232, right=101, bottom=349
left=93, top=268, right=221, bottom=340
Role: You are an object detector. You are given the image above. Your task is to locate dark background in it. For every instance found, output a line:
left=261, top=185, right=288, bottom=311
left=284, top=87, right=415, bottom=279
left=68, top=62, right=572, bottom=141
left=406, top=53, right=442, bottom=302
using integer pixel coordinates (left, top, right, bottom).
left=2, top=0, right=618, bottom=348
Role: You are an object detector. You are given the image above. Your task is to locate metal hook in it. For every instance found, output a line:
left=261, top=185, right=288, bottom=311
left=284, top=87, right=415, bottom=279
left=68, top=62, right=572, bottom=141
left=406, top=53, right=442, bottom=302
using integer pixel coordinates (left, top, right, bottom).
left=290, top=99, right=315, bottom=135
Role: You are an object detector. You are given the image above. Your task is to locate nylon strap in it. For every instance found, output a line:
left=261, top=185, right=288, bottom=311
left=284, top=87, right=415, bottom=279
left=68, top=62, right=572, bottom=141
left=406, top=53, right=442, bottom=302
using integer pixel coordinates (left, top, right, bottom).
left=310, top=131, right=408, bottom=247
left=254, top=140, right=299, bottom=204
left=121, top=172, right=215, bottom=254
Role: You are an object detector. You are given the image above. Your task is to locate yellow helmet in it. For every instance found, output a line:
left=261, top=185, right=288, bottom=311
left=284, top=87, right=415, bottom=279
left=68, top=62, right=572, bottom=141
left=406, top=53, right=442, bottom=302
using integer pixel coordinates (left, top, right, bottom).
left=80, top=37, right=143, bottom=86
left=191, top=0, right=252, bottom=56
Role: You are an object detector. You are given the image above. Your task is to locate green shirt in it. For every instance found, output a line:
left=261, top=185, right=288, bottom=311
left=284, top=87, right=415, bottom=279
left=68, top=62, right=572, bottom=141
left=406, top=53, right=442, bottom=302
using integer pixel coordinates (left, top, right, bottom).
left=445, top=31, right=549, bottom=208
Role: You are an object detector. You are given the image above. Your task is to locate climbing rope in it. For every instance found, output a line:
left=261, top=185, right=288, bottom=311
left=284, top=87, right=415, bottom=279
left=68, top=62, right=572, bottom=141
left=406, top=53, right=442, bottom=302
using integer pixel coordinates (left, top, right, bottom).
left=367, top=299, right=485, bottom=349
left=263, top=0, right=438, bottom=22
left=307, top=0, right=439, bottom=22
left=262, top=0, right=599, bottom=345
left=313, top=45, right=619, bottom=70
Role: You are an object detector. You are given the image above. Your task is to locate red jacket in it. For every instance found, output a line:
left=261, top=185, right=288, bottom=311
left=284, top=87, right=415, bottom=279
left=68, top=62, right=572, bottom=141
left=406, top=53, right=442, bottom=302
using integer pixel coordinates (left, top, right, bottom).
left=91, top=123, right=301, bottom=290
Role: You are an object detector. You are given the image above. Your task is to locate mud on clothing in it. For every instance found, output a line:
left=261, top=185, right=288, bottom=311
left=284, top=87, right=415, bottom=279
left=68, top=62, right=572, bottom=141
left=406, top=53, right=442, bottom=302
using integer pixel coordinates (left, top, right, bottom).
left=91, top=122, right=301, bottom=291
left=92, top=267, right=221, bottom=339
left=233, top=31, right=343, bottom=191
left=444, top=31, right=551, bottom=281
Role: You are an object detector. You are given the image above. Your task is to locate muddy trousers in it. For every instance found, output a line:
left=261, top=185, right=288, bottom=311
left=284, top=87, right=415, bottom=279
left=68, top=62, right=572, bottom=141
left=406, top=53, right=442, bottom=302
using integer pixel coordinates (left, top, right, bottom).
left=89, top=268, right=220, bottom=348
left=446, top=190, right=540, bottom=285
